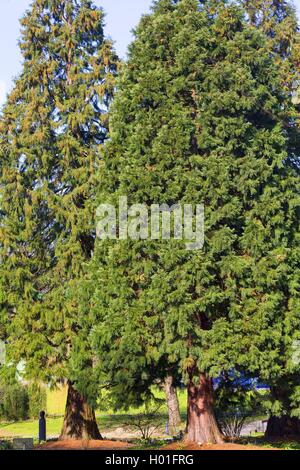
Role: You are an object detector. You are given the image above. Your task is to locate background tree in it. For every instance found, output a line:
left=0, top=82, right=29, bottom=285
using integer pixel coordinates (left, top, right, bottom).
left=163, top=375, right=181, bottom=431
left=239, top=0, right=300, bottom=436
left=0, top=0, right=117, bottom=439
left=89, top=0, right=298, bottom=444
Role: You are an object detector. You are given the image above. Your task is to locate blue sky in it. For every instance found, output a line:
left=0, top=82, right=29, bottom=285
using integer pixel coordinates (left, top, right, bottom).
left=0, top=0, right=299, bottom=106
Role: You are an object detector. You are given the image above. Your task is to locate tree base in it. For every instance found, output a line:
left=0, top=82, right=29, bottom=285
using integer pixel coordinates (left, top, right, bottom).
left=265, top=416, right=300, bottom=438
left=187, top=374, right=224, bottom=444
left=59, top=382, right=102, bottom=440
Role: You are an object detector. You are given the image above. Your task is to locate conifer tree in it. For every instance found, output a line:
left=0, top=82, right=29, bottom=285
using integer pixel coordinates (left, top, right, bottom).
left=89, top=0, right=299, bottom=443
left=0, top=0, right=117, bottom=439
left=240, top=0, right=300, bottom=436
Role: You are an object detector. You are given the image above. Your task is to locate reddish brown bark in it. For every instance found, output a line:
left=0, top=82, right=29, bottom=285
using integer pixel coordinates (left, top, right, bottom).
left=59, top=381, right=102, bottom=440
left=186, top=373, right=223, bottom=444
left=164, top=375, right=181, bottom=430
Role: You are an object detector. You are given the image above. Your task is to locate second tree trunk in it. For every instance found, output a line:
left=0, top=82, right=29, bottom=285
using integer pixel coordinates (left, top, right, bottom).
left=164, top=375, right=181, bottom=431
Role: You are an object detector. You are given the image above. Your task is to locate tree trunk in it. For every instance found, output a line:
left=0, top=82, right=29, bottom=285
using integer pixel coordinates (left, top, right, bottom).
left=59, top=381, right=102, bottom=440
left=265, top=416, right=300, bottom=438
left=186, top=373, right=223, bottom=444
left=164, top=375, right=181, bottom=430
left=265, top=384, right=300, bottom=438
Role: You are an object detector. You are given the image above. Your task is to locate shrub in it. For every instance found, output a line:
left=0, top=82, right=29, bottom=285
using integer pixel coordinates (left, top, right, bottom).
left=0, top=440, right=13, bottom=450
left=0, top=384, right=29, bottom=421
left=215, top=375, right=263, bottom=440
left=124, top=399, right=165, bottom=440
left=216, top=410, right=247, bottom=440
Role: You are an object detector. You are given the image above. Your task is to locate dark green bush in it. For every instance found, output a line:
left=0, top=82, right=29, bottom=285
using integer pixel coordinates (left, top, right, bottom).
left=0, top=440, right=13, bottom=450
left=0, top=384, right=29, bottom=421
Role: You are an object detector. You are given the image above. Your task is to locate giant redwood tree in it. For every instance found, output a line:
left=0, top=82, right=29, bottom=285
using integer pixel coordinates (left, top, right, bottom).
left=0, top=0, right=117, bottom=439
left=89, top=0, right=299, bottom=444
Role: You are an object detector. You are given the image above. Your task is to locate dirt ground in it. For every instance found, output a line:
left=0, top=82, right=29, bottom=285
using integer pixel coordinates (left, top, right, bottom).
left=36, top=440, right=277, bottom=451
left=36, top=440, right=134, bottom=450
left=163, top=441, right=277, bottom=451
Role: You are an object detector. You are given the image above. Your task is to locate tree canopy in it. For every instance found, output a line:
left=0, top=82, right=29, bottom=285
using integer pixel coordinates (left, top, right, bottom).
left=88, top=0, right=300, bottom=442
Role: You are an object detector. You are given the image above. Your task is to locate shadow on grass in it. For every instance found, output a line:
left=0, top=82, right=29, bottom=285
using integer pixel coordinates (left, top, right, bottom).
left=97, top=412, right=187, bottom=430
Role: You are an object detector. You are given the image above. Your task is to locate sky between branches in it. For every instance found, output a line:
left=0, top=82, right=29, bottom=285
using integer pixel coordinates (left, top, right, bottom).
left=0, top=0, right=299, bottom=106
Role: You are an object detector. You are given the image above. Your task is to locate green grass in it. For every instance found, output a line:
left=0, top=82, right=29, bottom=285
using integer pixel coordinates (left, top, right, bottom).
left=240, top=436, right=300, bottom=450
left=0, top=417, right=63, bottom=438
left=0, top=386, right=66, bottom=438
left=274, top=441, right=300, bottom=450
left=0, top=388, right=187, bottom=439
left=2, top=411, right=300, bottom=451
left=0, top=414, right=170, bottom=440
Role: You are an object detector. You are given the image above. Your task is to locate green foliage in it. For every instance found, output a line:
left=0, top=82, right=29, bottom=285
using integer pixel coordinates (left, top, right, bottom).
left=0, top=0, right=299, bottom=430
left=214, top=376, right=262, bottom=438
left=239, top=0, right=300, bottom=421
left=215, top=380, right=261, bottom=417
left=89, top=0, right=300, bottom=418
left=0, top=365, right=30, bottom=422
left=0, top=384, right=29, bottom=422
left=242, top=0, right=300, bottom=194
left=0, top=440, right=13, bottom=450
left=28, top=384, right=47, bottom=419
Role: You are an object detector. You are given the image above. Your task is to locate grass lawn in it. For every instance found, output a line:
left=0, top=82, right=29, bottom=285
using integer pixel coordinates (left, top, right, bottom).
left=2, top=411, right=300, bottom=451
left=0, top=417, right=63, bottom=439
left=239, top=436, right=300, bottom=451
left=0, top=413, right=172, bottom=440
left=0, top=388, right=187, bottom=439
